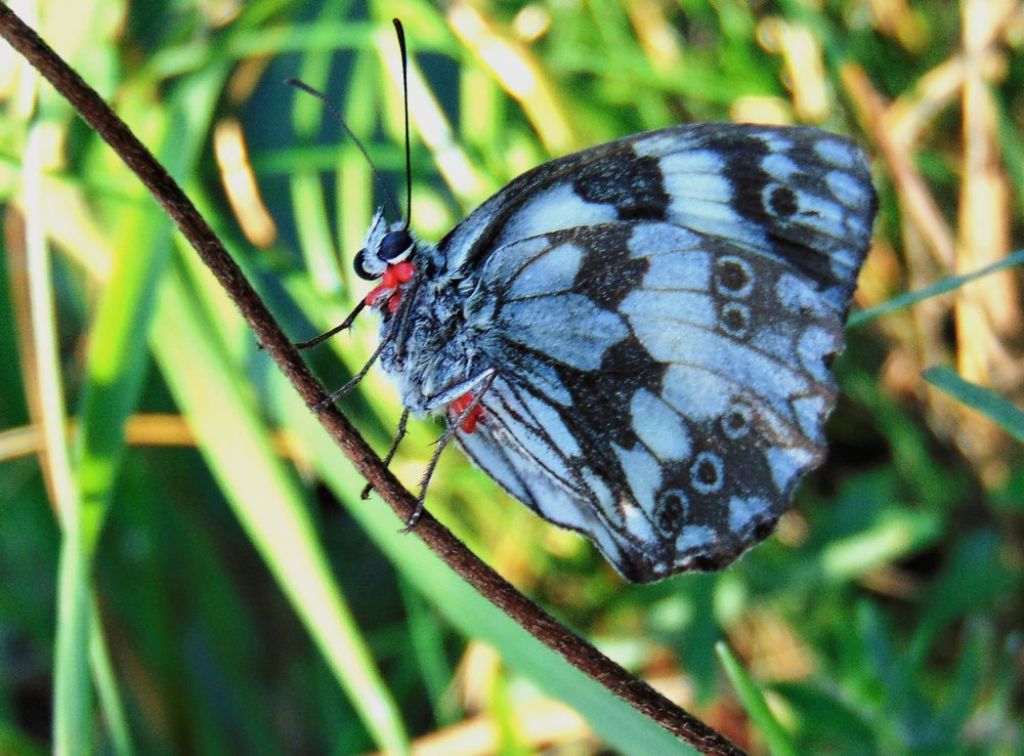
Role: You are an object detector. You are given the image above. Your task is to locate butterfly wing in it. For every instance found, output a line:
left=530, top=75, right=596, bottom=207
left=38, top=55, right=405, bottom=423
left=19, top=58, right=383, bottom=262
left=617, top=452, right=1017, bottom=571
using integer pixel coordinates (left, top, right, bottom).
left=443, top=125, right=876, bottom=581
left=438, top=123, right=875, bottom=291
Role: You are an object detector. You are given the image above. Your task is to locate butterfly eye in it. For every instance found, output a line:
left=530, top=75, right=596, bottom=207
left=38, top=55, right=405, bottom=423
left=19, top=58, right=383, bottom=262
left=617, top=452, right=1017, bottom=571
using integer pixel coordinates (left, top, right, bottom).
left=378, top=229, right=413, bottom=262
left=353, top=248, right=379, bottom=280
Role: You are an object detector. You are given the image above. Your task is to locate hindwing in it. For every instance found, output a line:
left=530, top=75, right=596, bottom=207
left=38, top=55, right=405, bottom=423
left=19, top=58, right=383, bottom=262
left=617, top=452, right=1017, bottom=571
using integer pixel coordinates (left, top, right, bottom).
left=457, top=217, right=859, bottom=580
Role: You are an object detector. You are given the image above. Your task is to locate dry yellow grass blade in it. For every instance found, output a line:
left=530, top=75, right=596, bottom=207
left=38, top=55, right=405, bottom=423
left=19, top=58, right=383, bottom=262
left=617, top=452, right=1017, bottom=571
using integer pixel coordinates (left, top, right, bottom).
left=842, top=63, right=955, bottom=270
left=867, top=0, right=929, bottom=51
left=626, top=0, right=682, bottom=74
left=887, top=49, right=1006, bottom=149
left=844, top=2, right=1024, bottom=480
left=0, top=413, right=303, bottom=461
left=729, top=95, right=794, bottom=126
left=214, top=117, right=277, bottom=249
left=947, top=0, right=1023, bottom=481
left=447, top=1, right=575, bottom=155
left=758, top=18, right=829, bottom=123
left=728, top=608, right=814, bottom=683
left=956, top=0, right=1021, bottom=385
left=409, top=697, right=595, bottom=756
left=843, top=64, right=962, bottom=444
left=860, top=52, right=981, bottom=378
left=4, top=208, right=57, bottom=508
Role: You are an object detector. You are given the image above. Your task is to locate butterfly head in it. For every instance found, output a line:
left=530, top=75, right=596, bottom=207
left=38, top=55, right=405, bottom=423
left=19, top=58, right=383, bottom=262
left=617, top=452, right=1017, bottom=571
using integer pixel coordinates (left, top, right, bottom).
left=356, top=209, right=417, bottom=314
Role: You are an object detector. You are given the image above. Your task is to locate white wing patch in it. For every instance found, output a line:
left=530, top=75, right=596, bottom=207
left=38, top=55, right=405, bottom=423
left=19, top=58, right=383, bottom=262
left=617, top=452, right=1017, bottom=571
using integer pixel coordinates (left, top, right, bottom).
left=612, top=442, right=662, bottom=515
left=501, top=294, right=628, bottom=370
left=661, top=365, right=733, bottom=421
left=626, top=222, right=703, bottom=257
left=728, top=496, right=771, bottom=534
left=506, top=241, right=582, bottom=299
left=767, top=447, right=816, bottom=494
left=641, top=250, right=712, bottom=290
left=630, top=389, right=692, bottom=461
left=496, top=182, right=618, bottom=246
left=620, top=289, right=718, bottom=329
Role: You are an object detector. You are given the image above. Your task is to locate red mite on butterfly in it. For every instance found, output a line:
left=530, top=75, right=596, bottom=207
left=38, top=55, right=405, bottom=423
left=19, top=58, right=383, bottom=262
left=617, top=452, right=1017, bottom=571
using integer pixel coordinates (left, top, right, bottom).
left=449, top=392, right=484, bottom=434
left=363, top=259, right=415, bottom=313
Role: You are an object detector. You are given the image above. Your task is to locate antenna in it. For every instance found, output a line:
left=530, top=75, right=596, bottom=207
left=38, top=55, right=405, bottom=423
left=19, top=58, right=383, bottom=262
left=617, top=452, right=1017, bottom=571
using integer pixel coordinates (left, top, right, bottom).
left=392, top=18, right=413, bottom=229
left=285, top=78, right=402, bottom=221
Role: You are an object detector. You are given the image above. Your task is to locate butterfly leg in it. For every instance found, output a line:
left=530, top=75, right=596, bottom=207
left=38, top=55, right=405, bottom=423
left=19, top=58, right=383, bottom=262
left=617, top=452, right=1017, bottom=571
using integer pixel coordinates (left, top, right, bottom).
left=403, top=371, right=497, bottom=531
left=291, top=300, right=367, bottom=350
left=309, top=284, right=420, bottom=409
left=361, top=407, right=410, bottom=500
left=313, top=337, right=388, bottom=412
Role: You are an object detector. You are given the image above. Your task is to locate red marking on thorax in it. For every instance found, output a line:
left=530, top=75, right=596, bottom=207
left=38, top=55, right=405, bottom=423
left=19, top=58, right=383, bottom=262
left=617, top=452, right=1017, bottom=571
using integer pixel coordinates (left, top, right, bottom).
left=365, top=261, right=415, bottom=312
left=451, top=392, right=484, bottom=433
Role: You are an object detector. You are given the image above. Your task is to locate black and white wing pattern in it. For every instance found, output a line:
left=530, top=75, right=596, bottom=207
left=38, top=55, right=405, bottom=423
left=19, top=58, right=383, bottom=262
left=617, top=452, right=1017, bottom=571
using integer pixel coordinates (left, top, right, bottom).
left=442, top=124, right=876, bottom=582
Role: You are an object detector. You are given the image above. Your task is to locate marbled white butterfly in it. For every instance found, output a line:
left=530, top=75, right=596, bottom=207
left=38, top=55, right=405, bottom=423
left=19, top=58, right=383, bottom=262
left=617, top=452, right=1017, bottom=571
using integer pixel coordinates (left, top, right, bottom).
left=321, top=28, right=877, bottom=582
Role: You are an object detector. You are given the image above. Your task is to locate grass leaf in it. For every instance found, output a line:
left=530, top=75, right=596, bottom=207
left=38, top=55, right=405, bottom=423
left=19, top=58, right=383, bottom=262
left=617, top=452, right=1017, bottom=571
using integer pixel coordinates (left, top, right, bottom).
left=923, top=367, right=1024, bottom=443
left=716, top=642, right=796, bottom=756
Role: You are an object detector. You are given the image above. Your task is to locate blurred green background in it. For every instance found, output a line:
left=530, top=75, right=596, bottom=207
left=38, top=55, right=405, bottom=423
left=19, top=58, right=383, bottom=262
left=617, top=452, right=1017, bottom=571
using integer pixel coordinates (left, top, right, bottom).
left=1, top=0, right=1023, bottom=753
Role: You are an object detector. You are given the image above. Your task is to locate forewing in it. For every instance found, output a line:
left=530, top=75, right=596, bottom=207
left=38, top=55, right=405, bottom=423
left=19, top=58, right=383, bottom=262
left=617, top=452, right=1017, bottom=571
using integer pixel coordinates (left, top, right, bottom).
left=438, top=123, right=876, bottom=295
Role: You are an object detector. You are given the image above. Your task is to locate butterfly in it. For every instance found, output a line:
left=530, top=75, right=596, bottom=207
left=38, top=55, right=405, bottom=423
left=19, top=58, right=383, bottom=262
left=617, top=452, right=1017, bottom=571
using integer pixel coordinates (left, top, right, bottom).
left=340, top=121, right=876, bottom=582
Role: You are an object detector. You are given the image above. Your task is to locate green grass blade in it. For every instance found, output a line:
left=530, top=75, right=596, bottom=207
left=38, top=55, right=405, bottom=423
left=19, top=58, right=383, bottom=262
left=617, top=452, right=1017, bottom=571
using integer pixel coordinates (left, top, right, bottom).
left=922, top=367, right=1024, bottom=443
left=288, top=0, right=353, bottom=296
left=23, top=121, right=91, bottom=754
left=150, top=257, right=409, bottom=754
left=716, top=642, right=796, bottom=756
left=89, top=598, right=133, bottom=756
left=398, top=579, right=458, bottom=725
left=54, top=539, right=91, bottom=756
left=70, top=65, right=230, bottom=752
left=849, top=249, right=1024, bottom=329
left=75, top=112, right=173, bottom=558
left=819, top=509, right=942, bottom=582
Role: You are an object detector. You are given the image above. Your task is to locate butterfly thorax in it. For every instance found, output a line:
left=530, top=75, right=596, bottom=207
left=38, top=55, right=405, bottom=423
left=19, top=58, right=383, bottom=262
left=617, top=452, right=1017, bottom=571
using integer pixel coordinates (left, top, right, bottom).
left=376, top=244, right=492, bottom=417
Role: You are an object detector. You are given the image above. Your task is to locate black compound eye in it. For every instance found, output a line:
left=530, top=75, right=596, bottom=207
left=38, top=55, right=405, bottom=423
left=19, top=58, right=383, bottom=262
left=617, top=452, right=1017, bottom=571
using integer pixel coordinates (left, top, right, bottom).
left=378, top=229, right=413, bottom=262
left=353, top=248, right=378, bottom=280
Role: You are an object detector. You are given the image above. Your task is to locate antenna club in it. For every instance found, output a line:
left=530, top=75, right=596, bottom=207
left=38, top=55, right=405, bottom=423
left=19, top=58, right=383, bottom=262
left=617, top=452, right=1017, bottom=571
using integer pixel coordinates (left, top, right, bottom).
left=393, top=17, right=414, bottom=230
